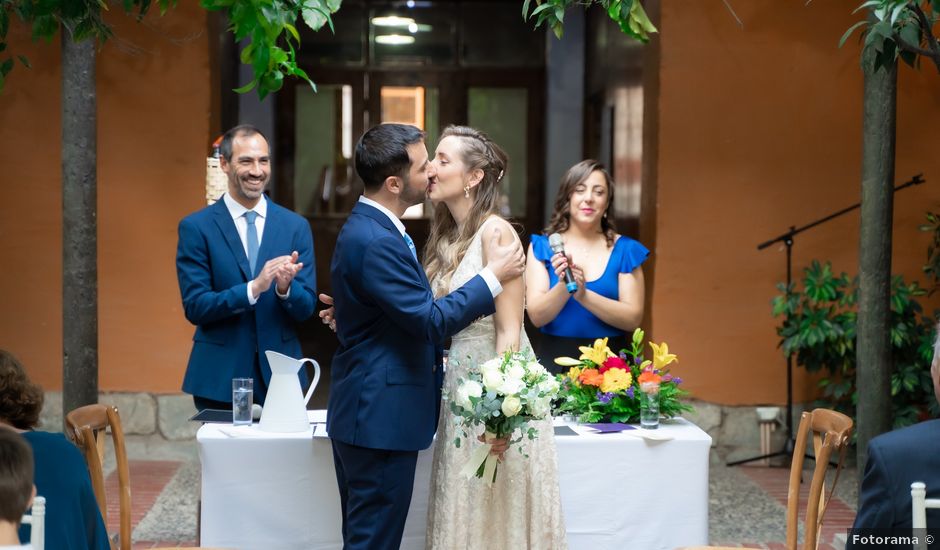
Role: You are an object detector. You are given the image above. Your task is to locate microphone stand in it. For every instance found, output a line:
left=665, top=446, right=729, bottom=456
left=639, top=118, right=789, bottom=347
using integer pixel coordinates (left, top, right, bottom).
left=726, top=173, right=925, bottom=467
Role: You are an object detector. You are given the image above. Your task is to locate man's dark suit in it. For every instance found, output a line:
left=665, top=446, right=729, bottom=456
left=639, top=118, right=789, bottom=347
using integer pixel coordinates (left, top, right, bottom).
left=327, top=200, right=494, bottom=550
left=848, top=418, right=940, bottom=547
left=176, top=197, right=316, bottom=404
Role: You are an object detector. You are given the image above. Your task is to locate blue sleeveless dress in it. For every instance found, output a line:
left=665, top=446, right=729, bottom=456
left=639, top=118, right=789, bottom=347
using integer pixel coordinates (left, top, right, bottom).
left=530, top=234, right=649, bottom=368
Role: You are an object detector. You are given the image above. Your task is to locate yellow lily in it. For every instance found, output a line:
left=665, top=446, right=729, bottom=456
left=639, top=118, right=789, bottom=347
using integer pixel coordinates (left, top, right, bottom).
left=554, top=356, right=583, bottom=367
left=649, top=341, right=678, bottom=370
left=579, top=337, right=615, bottom=366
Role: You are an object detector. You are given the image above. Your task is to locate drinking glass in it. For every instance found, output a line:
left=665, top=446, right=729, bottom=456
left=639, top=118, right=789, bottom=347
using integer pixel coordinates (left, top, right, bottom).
left=640, top=389, right=660, bottom=430
left=232, top=378, right=253, bottom=426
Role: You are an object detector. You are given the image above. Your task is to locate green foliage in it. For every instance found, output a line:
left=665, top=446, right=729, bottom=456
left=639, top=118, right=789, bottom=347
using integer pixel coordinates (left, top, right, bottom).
left=0, top=0, right=176, bottom=92
left=839, top=0, right=940, bottom=73
left=773, top=259, right=939, bottom=430
left=921, top=210, right=940, bottom=293
left=201, top=0, right=341, bottom=99
left=0, top=0, right=340, bottom=98
left=523, top=0, right=656, bottom=42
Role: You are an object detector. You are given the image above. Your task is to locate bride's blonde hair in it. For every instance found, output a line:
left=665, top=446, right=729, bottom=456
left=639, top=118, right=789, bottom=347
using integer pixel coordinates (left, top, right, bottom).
left=424, top=125, right=508, bottom=294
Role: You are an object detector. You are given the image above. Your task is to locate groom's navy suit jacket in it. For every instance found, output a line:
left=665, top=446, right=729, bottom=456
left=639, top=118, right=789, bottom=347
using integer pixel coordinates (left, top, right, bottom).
left=176, top=197, right=316, bottom=403
left=327, top=201, right=494, bottom=451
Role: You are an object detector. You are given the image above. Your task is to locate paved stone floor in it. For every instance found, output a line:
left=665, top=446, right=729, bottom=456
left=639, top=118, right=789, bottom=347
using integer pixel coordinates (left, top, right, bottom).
left=103, top=437, right=859, bottom=549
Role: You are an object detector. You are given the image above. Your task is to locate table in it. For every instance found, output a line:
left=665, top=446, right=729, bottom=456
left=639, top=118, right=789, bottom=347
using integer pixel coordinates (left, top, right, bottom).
left=198, top=413, right=711, bottom=550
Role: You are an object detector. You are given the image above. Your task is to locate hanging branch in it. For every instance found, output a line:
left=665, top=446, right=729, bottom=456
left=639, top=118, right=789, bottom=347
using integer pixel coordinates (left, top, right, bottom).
left=841, top=0, right=940, bottom=74
left=895, top=2, right=940, bottom=71
left=0, top=0, right=343, bottom=97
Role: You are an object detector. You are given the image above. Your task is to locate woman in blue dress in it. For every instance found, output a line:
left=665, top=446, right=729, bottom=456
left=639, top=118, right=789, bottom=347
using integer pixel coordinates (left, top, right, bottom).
left=525, top=160, right=649, bottom=372
left=0, top=350, right=110, bottom=550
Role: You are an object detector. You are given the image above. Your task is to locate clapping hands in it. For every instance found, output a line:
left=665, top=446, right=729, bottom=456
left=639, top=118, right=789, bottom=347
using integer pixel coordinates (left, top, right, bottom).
left=251, top=251, right=303, bottom=298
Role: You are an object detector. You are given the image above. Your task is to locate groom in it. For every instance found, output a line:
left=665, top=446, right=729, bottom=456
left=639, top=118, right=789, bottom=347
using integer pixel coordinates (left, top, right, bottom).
left=327, top=123, right=524, bottom=550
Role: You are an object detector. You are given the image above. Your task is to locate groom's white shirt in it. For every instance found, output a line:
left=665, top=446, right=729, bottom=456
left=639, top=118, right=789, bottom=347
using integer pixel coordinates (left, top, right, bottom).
left=357, top=195, right=502, bottom=297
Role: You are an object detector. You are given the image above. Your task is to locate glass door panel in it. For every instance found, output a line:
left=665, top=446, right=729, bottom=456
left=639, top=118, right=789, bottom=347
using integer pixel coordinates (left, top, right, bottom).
left=379, top=84, right=439, bottom=219
left=467, top=87, right=528, bottom=218
left=293, top=84, right=358, bottom=217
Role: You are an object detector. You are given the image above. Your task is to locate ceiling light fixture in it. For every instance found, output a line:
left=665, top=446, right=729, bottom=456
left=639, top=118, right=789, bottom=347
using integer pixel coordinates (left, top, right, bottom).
left=371, top=15, right=416, bottom=27
left=375, top=34, right=416, bottom=45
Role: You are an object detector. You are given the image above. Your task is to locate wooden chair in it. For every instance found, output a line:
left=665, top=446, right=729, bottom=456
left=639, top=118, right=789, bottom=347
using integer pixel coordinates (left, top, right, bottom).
left=21, top=495, right=45, bottom=550
left=681, top=407, right=853, bottom=550
left=66, top=404, right=131, bottom=550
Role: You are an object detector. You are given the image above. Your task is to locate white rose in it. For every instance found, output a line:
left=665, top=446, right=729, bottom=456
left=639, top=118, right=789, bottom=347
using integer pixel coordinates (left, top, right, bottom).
left=497, top=376, right=525, bottom=396
left=482, top=368, right=505, bottom=392
left=528, top=396, right=551, bottom=418
left=526, top=360, right=547, bottom=377
left=481, top=358, right=502, bottom=375
left=501, top=395, right=523, bottom=417
left=455, top=380, right=483, bottom=411
left=538, top=377, right=560, bottom=395
left=506, top=362, right=526, bottom=382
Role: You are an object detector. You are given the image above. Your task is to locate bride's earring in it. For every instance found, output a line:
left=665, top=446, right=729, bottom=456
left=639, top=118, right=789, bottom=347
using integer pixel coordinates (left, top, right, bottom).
left=464, top=185, right=470, bottom=198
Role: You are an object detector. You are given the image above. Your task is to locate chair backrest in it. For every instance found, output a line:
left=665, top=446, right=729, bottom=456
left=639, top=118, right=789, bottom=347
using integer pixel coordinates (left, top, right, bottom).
left=65, top=404, right=131, bottom=550
left=911, top=481, right=940, bottom=529
left=785, top=408, right=854, bottom=550
left=21, top=495, right=45, bottom=550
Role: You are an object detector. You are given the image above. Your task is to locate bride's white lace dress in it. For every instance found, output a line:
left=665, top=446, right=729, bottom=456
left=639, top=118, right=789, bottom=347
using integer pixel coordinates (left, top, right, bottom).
left=426, top=217, right=567, bottom=550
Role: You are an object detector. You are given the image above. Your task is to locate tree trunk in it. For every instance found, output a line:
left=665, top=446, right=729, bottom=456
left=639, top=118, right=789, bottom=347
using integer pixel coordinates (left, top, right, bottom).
left=855, top=45, right=897, bottom=477
left=61, top=34, right=98, bottom=427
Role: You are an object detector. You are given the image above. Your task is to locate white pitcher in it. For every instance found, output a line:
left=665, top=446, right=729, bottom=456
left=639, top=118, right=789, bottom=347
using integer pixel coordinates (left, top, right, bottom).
left=259, top=350, right=321, bottom=433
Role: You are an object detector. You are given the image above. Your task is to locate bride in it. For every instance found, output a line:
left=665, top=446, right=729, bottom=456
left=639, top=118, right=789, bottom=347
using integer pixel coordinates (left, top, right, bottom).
left=424, top=125, right=567, bottom=549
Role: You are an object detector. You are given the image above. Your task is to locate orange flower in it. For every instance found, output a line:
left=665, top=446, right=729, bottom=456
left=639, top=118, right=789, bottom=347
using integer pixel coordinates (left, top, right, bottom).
left=638, top=370, right=662, bottom=386
left=578, top=368, right=605, bottom=387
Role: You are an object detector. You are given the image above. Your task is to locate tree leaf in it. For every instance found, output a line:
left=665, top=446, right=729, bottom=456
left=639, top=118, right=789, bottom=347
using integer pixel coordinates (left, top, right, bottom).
left=852, top=0, right=882, bottom=15
left=531, top=3, right=554, bottom=17
left=302, top=4, right=330, bottom=31
left=284, top=23, right=300, bottom=44
left=325, top=0, right=342, bottom=13
left=839, top=20, right=869, bottom=48
left=899, top=21, right=920, bottom=48
left=0, top=58, right=13, bottom=77
left=233, top=80, right=257, bottom=94
left=17, top=54, right=30, bottom=69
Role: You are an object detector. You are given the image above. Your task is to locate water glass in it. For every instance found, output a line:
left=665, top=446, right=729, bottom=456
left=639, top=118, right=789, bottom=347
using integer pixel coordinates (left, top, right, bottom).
left=232, top=378, right=253, bottom=426
left=640, top=390, right=660, bottom=430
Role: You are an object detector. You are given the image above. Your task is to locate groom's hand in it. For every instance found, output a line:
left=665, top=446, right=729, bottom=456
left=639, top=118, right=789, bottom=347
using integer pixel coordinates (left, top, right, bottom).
left=485, top=228, right=525, bottom=283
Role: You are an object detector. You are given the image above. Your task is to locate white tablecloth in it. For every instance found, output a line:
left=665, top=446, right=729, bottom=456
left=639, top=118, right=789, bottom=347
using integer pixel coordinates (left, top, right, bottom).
left=198, top=413, right=711, bottom=550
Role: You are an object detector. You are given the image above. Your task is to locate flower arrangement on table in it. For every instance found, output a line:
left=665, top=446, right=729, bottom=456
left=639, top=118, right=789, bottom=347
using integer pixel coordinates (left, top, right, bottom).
left=447, top=349, right=560, bottom=482
left=553, top=328, right=692, bottom=423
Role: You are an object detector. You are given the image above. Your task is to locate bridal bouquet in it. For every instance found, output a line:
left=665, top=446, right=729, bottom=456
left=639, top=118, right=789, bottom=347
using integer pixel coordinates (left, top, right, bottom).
left=447, top=349, right=559, bottom=483
left=553, top=328, right=692, bottom=423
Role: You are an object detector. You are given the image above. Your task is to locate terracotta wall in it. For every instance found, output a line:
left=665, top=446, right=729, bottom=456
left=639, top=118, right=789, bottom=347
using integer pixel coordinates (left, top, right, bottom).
left=0, top=3, right=209, bottom=392
left=653, top=1, right=940, bottom=404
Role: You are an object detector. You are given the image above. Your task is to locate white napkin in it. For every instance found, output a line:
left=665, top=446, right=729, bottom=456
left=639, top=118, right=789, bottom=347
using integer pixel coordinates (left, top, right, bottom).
left=622, top=428, right=674, bottom=442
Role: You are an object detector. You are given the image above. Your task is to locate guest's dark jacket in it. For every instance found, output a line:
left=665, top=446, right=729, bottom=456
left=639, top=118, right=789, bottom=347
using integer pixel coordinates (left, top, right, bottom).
left=848, top=418, right=940, bottom=548
left=18, top=431, right=109, bottom=550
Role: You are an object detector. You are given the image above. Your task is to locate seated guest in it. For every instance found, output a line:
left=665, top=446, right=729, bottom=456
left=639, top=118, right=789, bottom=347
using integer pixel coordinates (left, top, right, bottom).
left=0, top=350, right=110, bottom=550
left=847, top=325, right=940, bottom=546
left=525, top=160, right=648, bottom=372
left=0, top=428, right=35, bottom=549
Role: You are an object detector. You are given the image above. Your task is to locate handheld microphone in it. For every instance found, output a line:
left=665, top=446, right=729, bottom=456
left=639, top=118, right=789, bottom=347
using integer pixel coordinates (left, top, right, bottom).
left=548, top=233, right=578, bottom=294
